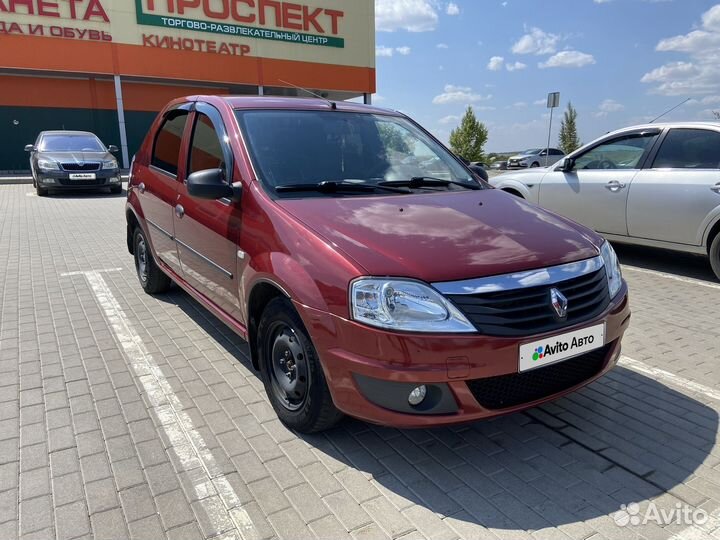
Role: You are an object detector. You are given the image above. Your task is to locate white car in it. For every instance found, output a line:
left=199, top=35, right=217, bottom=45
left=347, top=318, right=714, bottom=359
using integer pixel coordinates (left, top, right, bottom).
left=507, top=148, right=565, bottom=168
left=491, top=122, right=720, bottom=279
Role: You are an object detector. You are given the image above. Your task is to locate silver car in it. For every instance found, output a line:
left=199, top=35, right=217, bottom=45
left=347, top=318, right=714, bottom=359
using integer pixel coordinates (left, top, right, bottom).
left=507, top=147, right=565, bottom=168
left=491, top=122, right=720, bottom=280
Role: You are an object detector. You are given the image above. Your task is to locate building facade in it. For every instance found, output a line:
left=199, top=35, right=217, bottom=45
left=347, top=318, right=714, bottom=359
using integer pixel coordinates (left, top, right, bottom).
left=0, top=0, right=376, bottom=171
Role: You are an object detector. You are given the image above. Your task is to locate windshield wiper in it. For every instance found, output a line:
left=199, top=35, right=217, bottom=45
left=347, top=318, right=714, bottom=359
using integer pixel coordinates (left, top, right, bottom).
left=275, top=181, right=411, bottom=194
left=379, top=176, right=481, bottom=191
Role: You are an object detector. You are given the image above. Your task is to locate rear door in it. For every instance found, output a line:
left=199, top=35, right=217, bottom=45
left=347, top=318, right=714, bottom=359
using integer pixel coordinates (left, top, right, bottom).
left=138, top=105, right=192, bottom=273
left=628, top=127, right=720, bottom=245
left=538, top=130, right=660, bottom=236
left=173, top=103, right=244, bottom=324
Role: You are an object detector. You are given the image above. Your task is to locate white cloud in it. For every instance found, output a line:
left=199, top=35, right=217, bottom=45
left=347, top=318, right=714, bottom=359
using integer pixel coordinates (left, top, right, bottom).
left=437, top=43, right=449, bottom=49
left=511, top=27, right=561, bottom=55
left=375, top=0, right=439, bottom=32
left=533, top=99, right=547, bottom=105
left=475, top=106, right=497, bottom=111
left=594, top=98, right=625, bottom=117
left=506, top=61, right=527, bottom=71
left=375, top=45, right=412, bottom=57
left=432, top=84, right=493, bottom=105
left=487, top=56, right=504, bottom=71
left=446, top=2, right=460, bottom=15
left=641, top=4, right=720, bottom=95
left=439, top=115, right=460, bottom=125
left=539, top=50, right=596, bottom=69
left=514, top=102, right=528, bottom=108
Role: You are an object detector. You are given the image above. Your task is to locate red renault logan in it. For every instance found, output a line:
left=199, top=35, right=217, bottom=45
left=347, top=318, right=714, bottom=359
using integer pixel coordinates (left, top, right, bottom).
left=126, top=96, right=630, bottom=433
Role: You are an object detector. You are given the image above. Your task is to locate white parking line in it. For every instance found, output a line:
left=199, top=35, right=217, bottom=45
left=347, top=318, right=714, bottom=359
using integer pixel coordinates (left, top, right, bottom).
left=620, top=355, right=720, bottom=403
left=622, top=265, right=720, bottom=291
left=62, top=269, right=255, bottom=540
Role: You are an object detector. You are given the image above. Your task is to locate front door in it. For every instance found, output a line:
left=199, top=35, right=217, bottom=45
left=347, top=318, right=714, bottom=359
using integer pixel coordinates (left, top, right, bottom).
left=538, top=130, right=660, bottom=236
left=628, top=127, right=720, bottom=245
left=173, top=103, right=244, bottom=325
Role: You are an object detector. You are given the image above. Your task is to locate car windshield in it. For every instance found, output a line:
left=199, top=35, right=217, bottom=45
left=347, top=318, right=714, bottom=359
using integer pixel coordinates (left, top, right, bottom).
left=235, top=110, right=476, bottom=195
left=522, top=148, right=542, bottom=155
left=39, top=134, right=105, bottom=152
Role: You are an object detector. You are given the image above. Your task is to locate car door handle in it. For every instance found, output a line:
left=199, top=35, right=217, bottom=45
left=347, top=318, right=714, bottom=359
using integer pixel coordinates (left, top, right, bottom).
left=605, top=180, right=626, bottom=192
left=138, top=182, right=146, bottom=194
left=711, top=183, right=720, bottom=194
left=175, top=204, right=184, bottom=219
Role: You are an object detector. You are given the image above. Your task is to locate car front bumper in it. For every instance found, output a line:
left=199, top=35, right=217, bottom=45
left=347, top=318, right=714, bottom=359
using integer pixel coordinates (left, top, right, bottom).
left=36, top=169, right=122, bottom=189
left=298, top=283, right=630, bottom=428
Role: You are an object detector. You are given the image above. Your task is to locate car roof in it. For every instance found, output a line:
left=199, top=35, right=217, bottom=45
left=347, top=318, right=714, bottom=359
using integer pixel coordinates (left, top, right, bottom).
left=39, top=130, right=99, bottom=137
left=193, top=95, right=403, bottom=116
left=609, top=121, right=720, bottom=135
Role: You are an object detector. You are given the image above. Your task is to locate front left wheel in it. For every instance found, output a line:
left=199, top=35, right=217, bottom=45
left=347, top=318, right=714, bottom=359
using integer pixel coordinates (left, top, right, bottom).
left=110, top=185, right=122, bottom=194
left=257, top=297, right=343, bottom=433
left=133, top=228, right=171, bottom=294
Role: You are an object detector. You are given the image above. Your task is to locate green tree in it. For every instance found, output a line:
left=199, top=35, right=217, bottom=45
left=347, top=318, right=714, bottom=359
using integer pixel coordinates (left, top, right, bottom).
left=558, top=102, right=581, bottom=154
left=449, top=106, right=489, bottom=162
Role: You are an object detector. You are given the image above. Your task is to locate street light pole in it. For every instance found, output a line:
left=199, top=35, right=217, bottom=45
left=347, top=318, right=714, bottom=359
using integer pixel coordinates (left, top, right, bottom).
left=546, top=92, right=560, bottom=167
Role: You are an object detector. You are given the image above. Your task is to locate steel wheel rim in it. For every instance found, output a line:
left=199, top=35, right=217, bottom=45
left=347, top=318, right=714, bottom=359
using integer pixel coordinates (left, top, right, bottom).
left=137, top=236, right=148, bottom=283
left=268, top=323, right=309, bottom=412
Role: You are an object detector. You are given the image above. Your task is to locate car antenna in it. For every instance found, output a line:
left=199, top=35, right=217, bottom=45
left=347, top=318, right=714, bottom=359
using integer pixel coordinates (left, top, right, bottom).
left=649, top=97, right=690, bottom=123
left=278, top=79, right=337, bottom=110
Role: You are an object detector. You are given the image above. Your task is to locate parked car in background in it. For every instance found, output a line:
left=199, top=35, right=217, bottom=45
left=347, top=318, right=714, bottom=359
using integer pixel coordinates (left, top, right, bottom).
left=489, top=161, right=508, bottom=170
left=126, top=95, right=629, bottom=433
left=26, top=131, right=121, bottom=196
left=491, top=122, right=720, bottom=279
left=507, top=148, right=565, bottom=169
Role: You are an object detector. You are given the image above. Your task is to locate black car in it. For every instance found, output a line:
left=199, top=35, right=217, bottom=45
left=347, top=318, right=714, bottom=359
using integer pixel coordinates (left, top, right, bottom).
left=26, top=131, right=122, bottom=196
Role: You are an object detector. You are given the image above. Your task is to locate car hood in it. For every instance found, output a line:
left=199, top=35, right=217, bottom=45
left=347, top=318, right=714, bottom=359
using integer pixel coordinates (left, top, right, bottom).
left=37, top=151, right=114, bottom=163
left=277, top=189, right=601, bottom=283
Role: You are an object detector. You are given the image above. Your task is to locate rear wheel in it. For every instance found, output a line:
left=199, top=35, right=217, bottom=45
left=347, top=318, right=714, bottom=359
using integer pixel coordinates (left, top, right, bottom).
left=710, top=233, right=720, bottom=281
left=133, top=227, right=171, bottom=294
left=258, top=297, right=342, bottom=433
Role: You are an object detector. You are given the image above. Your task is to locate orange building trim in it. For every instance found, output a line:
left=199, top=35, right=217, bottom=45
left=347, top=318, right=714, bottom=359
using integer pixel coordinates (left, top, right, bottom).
left=0, top=35, right=376, bottom=94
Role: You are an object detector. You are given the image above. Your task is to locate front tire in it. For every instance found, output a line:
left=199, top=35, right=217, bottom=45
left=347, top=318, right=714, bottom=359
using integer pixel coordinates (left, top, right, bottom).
left=257, top=297, right=342, bottom=433
left=531, top=162, right=540, bottom=168
left=36, top=184, right=48, bottom=197
left=133, top=227, right=171, bottom=294
left=110, top=185, right=122, bottom=194
left=710, top=233, right=720, bottom=281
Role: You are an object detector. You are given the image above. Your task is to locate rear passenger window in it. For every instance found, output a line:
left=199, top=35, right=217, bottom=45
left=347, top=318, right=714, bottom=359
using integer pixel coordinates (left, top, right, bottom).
left=188, top=113, right=225, bottom=175
left=151, top=112, right=188, bottom=176
left=653, top=129, right=720, bottom=169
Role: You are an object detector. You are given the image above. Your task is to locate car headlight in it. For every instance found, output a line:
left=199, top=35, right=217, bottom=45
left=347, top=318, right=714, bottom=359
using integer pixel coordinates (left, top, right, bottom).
left=600, top=241, right=623, bottom=299
left=350, top=278, right=475, bottom=333
left=102, top=159, right=119, bottom=170
left=37, top=159, right=60, bottom=170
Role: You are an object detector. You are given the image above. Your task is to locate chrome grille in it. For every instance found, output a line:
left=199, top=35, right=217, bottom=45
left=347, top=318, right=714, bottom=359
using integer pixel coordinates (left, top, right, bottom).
left=434, top=257, right=610, bottom=337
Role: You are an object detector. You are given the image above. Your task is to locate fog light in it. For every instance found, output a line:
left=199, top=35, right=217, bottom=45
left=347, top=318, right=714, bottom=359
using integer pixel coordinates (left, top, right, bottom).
left=408, top=385, right=427, bottom=406
left=43, top=178, right=55, bottom=184
left=110, top=177, right=120, bottom=183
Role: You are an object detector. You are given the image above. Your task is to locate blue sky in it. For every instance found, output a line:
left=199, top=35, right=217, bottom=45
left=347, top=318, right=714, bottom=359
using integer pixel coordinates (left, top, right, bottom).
left=372, top=0, right=720, bottom=152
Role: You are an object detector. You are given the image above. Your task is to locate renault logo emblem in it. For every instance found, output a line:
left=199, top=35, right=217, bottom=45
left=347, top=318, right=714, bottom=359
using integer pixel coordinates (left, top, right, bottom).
left=550, top=288, right=568, bottom=320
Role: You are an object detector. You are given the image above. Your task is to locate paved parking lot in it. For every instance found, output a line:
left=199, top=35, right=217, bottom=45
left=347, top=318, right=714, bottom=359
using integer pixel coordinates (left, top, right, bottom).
left=1, top=184, right=720, bottom=540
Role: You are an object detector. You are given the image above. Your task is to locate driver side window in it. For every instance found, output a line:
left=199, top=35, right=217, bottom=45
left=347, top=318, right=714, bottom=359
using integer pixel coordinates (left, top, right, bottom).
left=574, top=133, right=657, bottom=170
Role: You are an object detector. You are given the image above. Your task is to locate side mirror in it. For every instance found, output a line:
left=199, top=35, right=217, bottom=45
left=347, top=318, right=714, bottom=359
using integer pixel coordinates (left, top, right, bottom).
left=558, top=158, right=575, bottom=173
left=187, top=168, right=242, bottom=202
left=108, top=145, right=119, bottom=153
left=24, top=144, right=35, bottom=152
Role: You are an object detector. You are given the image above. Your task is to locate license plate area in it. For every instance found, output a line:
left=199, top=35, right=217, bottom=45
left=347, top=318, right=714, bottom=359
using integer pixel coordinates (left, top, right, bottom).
left=69, top=173, right=96, bottom=180
left=519, top=323, right=605, bottom=372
